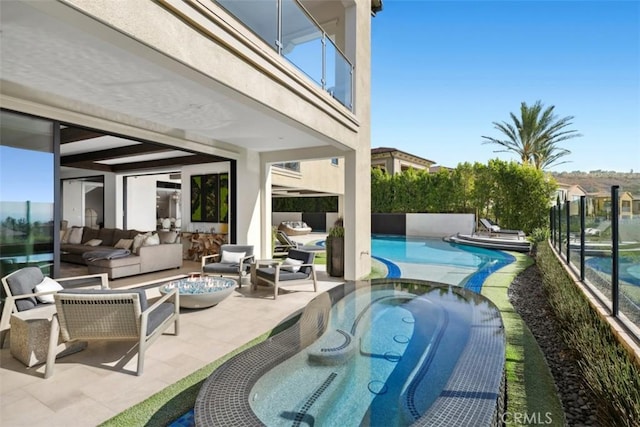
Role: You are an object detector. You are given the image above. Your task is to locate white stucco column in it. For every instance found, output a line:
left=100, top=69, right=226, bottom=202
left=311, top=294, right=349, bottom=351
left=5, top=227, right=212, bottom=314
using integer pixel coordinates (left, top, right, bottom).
left=260, top=158, right=273, bottom=259
left=234, top=151, right=261, bottom=253
left=344, top=148, right=371, bottom=280
left=342, top=1, right=372, bottom=280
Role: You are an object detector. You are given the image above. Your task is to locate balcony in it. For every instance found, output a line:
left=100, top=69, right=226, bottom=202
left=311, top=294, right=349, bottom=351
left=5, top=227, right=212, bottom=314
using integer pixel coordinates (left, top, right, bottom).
left=215, top=0, right=353, bottom=111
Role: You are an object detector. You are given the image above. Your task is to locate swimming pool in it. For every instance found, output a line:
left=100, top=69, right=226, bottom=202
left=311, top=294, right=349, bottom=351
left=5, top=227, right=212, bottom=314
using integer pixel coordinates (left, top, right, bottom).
left=585, top=255, right=640, bottom=286
left=372, top=235, right=515, bottom=292
left=195, top=280, right=505, bottom=426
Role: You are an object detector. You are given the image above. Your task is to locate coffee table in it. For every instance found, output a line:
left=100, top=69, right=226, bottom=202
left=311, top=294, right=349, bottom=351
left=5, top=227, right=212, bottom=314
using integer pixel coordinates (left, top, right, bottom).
left=159, top=276, right=237, bottom=309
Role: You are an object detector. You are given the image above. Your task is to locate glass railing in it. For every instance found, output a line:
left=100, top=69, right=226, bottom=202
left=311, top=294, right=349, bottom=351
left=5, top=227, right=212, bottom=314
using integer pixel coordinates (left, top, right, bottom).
left=215, top=0, right=353, bottom=110
left=550, top=186, right=640, bottom=339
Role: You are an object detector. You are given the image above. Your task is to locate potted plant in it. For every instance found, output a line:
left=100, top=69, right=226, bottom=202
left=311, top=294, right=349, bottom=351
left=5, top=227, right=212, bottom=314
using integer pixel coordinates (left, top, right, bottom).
left=326, top=218, right=344, bottom=277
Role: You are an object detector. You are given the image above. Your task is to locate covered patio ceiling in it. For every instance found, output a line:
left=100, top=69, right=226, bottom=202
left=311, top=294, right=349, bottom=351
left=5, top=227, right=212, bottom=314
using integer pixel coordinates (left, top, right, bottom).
left=0, top=1, right=342, bottom=157
left=59, top=126, right=225, bottom=174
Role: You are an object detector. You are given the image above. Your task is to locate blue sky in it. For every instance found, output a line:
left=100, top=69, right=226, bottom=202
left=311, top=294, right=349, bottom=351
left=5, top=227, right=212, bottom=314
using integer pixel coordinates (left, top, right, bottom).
left=370, top=0, right=640, bottom=172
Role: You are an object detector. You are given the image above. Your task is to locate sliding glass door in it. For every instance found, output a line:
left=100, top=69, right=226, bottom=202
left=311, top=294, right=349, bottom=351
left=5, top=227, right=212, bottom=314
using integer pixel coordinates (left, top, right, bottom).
left=0, top=110, right=57, bottom=277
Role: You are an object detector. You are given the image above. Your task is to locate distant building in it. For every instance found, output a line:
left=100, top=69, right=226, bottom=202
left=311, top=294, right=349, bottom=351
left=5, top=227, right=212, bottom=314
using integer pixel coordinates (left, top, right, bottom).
left=371, top=147, right=435, bottom=174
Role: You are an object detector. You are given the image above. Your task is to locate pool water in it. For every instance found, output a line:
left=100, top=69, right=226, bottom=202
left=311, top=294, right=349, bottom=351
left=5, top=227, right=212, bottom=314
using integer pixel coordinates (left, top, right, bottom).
left=372, top=235, right=515, bottom=292
left=172, top=235, right=515, bottom=427
left=194, top=281, right=506, bottom=426
left=585, top=255, right=640, bottom=286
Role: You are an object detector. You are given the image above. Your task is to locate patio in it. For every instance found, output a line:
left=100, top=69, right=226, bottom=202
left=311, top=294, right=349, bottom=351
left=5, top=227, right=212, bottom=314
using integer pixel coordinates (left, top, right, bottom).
left=0, top=249, right=343, bottom=426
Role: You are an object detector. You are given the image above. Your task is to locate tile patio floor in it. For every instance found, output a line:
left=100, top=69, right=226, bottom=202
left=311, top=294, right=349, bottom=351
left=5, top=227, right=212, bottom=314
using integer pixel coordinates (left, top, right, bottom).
left=1, top=236, right=343, bottom=426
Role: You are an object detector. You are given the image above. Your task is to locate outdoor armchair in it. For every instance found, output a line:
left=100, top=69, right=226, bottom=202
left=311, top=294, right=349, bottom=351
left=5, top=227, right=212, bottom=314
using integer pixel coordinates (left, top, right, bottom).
left=45, top=287, right=179, bottom=378
left=253, top=249, right=317, bottom=299
left=1, top=267, right=108, bottom=348
left=201, top=244, right=254, bottom=287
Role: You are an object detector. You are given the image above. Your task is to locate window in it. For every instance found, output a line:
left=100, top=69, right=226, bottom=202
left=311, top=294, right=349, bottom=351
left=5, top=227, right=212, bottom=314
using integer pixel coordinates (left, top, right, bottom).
left=0, top=110, right=55, bottom=277
left=273, top=162, right=300, bottom=172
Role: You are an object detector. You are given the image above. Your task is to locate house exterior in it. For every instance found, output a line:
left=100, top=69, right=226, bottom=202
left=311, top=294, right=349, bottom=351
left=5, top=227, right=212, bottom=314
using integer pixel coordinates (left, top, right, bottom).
left=0, top=0, right=378, bottom=280
left=554, top=183, right=592, bottom=215
left=371, top=147, right=436, bottom=174
left=590, top=191, right=635, bottom=219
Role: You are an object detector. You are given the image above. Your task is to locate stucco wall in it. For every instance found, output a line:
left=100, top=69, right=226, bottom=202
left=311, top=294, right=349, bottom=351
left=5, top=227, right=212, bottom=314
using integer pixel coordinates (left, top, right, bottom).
left=406, top=213, right=475, bottom=237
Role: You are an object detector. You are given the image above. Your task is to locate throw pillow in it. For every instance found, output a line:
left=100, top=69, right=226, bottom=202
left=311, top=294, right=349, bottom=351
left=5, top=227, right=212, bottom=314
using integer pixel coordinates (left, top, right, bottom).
left=281, top=257, right=304, bottom=273
left=60, top=229, right=70, bottom=243
left=67, top=227, right=84, bottom=244
left=34, top=277, right=64, bottom=304
left=85, top=239, right=102, bottom=247
left=114, top=238, right=134, bottom=250
left=132, top=233, right=147, bottom=255
left=220, top=251, right=245, bottom=264
left=143, top=233, right=160, bottom=247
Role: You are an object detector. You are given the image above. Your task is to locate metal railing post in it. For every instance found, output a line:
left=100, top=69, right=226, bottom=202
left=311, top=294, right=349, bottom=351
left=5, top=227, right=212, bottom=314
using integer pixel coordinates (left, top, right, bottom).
left=611, top=185, right=619, bottom=316
left=565, top=200, right=571, bottom=264
left=550, top=207, right=555, bottom=247
left=557, top=199, right=562, bottom=253
left=580, top=195, right=585, bottom=281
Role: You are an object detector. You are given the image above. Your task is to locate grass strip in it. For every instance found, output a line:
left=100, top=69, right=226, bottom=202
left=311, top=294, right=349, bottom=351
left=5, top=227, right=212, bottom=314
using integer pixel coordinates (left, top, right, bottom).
left=481, top=253, right=566, bottom=426
left=99, top=315, right=300, bottom=427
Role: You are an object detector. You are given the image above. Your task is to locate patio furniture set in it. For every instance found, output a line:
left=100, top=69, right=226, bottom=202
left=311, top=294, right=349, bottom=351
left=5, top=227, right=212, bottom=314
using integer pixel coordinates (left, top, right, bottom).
left=0, top=242, right=320, bottom=378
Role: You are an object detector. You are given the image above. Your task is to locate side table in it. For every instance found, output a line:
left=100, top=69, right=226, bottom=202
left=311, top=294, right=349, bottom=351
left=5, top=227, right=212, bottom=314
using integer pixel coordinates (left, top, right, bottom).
left=10, top=305, right=86, bottom=368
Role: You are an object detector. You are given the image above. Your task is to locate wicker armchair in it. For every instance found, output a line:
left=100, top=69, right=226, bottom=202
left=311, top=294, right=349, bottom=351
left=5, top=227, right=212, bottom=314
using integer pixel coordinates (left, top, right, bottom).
left=45, top=288, right=179, bottom=378
left=1, top=267, right=108, bottom=348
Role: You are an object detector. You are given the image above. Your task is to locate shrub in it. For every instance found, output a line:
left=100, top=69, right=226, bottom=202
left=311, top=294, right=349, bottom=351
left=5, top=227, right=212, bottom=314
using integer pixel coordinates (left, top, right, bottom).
left=536, top=242, right=640, bottom=426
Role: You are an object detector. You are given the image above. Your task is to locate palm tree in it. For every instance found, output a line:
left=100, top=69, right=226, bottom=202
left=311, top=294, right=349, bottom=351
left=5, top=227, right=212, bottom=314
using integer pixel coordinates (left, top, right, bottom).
left=482, top=100, right=581, bottom=169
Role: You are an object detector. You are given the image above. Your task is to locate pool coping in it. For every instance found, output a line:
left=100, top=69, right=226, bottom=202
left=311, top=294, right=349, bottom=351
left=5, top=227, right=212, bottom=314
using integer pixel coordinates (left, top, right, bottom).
left=194, top=280, right=506, bottom=426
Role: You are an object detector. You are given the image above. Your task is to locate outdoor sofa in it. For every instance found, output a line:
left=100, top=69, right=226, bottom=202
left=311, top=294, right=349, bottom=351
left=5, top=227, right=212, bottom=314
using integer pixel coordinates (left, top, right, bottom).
left=60, top=226, right=183, bottom=279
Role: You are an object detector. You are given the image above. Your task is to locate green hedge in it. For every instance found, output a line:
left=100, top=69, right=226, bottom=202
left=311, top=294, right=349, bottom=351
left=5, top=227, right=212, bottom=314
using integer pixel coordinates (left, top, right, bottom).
left=536, top=242, right=640, bottom=426
left=371, top=159, right=556, bottom=234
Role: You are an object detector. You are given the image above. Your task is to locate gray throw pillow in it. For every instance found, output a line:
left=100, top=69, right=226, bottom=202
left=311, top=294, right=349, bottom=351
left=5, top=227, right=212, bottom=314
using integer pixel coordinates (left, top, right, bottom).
left=6, top=267, right=44, bottom=311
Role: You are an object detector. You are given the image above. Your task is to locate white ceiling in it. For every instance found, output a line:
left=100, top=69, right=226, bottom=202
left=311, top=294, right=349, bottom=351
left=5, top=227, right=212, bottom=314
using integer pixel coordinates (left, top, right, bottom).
left=0, top=1, right=333, bottom=154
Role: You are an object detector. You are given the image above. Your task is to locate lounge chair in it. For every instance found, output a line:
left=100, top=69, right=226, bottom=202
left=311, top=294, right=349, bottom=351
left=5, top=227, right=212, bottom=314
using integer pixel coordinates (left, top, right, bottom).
left=479, top=218, right=525, bottom=238
left=278, top=221, right=312, bottom=236
left=253, top=249, right=317, bottom=299
left=201, top=244, right=254, bottom=287
left=46, top=287, right=179, bottom=378
left=274, top=230, right=301, bottom=256
left=274, top=230, right=326, bottom=257
left=1, top=267, right=109, bottom=348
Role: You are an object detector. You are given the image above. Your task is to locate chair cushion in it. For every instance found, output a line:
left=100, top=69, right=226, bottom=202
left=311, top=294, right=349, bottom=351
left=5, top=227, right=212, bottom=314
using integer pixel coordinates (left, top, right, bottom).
left=203, top=263, right=243, bottom=275
left=81, top=227, right=100, bottom=244
left=147, top=303, right=175, bottom=335
left=256, top=268, right=309, bottom=282
left=6, top=267, right=44, bottom=311
left=34, top=277, right=64, bottom=304
left=98, top=228, right=116, bottom=247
